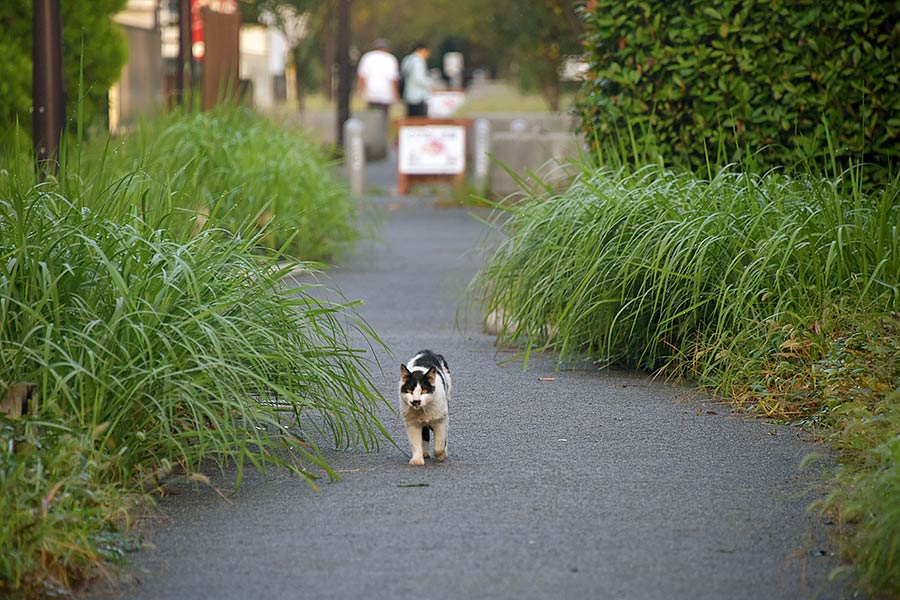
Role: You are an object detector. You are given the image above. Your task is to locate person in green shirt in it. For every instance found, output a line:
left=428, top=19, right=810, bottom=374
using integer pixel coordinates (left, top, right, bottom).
left=400, top=41, right=432, bottom=117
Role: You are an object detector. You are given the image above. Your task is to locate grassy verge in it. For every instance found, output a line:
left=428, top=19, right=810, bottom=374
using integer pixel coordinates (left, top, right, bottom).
left=83, top=107, right=357, bottom=261
left=473, top=161, right=899, bottom=596
left=0, top=110, right=389, bottom=597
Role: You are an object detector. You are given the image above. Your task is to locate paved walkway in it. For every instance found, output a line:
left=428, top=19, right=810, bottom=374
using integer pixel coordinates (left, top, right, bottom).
left=85, top=158, right=849, bottom=600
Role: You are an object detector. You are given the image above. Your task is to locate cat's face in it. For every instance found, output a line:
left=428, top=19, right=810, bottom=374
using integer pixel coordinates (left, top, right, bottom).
left=399, top=364, right=437, bottom=409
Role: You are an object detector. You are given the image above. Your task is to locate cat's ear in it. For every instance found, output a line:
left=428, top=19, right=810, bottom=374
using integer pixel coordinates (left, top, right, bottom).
left=400, top=364, right=411, bottom=378
left=425, top=367, right=437, bottom=384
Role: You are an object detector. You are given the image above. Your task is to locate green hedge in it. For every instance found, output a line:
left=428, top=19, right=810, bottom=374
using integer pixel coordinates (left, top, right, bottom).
left=576, top=1, right=900, bottom=175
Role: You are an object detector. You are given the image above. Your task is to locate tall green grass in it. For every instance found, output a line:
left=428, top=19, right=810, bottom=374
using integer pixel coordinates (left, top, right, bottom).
left=0, top=183, right=387, bottom=480
left=0, top=109, right=388, bottom=597
left=76, top=107, right=358, bottom=261
left=477, top=164, right=899, bottom=373
left=473, top=161, right=900, bottom=595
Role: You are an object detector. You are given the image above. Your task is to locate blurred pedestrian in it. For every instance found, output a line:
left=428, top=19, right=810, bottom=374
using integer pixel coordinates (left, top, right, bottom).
left=400, top=41, right=432, bottom=117
left=357, top=38, right=399, bottom=147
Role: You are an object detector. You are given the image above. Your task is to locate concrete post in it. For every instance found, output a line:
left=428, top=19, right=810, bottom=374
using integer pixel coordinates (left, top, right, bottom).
left=473, top=118, right=491, bottom=195
left=444, top=52, right=464, bottom=90
left=344, top=118, right=365, bottom=196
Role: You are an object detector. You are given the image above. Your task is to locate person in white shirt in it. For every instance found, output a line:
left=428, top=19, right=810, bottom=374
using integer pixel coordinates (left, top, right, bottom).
left=356, top=38, right=399, bottom=115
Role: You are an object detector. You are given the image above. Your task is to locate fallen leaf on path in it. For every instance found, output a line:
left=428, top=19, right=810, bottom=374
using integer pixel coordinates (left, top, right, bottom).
left=538, top=377, right=556, bottom=382
left=188, top=472, right=211, bottom=485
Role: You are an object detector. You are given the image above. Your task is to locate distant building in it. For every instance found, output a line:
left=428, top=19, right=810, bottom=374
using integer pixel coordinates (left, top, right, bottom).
left=111, top=0, right=291, bottom=128
left=111, top=0, right=164, bottom=131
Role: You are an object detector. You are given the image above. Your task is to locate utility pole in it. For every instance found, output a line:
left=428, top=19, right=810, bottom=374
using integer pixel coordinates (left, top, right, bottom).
left=336, top=0, right=350, bottom=148
left=176, top=0, right=193, bottom=105
left=32, top=0, right=65, bottom=174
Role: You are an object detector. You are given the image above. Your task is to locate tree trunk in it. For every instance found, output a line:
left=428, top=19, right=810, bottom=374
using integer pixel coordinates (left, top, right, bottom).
left=541, top=73, right=561, bottom=112
left=293, top=46, right=306, bottom=111
left=335, top=0, right=351, bottom=148
left=544, top=85, right=560, bottom=112
left=176, top=0, right=192, bottom=105
left=322, top=1, right=336, bottom=102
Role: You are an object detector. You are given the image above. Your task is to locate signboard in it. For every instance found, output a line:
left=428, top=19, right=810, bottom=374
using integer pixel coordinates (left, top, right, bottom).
left=427, top=90, right=466, bottom=118
left=398, top=125, right=466, bottom=175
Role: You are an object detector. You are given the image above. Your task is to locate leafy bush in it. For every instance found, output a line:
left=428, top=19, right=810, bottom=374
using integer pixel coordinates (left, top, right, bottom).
left=0, top=0, right=127, bottom=132
left=576, top=1, right=900, bottom=177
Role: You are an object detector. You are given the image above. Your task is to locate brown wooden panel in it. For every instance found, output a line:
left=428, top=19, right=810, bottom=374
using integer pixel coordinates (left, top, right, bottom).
left=201, top=8, right=240, bottom=111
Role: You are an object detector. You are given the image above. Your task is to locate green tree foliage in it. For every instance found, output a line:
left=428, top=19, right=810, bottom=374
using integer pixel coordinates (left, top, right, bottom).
left=0, top=0, right=127, bottom=133
left=242, top=0, right=585, bottom=111
left=576, top=0, right=900, bottom=174
left=350, top=0, right=498, bottom=69
left=355, top=0, right=584, bottom=110
left=488, top=0, right=584, bottom=111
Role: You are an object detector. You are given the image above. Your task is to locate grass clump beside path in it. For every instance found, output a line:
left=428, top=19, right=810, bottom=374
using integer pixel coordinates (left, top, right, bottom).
left=474, top=162, right=900, bottom=596
left=0, top=110, right=387, bottom=598
left=81, top=107, right=358, bottom=261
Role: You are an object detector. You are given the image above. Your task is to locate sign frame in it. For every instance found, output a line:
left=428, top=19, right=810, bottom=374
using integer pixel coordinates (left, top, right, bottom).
left=395, top=117, right=473, bottom=195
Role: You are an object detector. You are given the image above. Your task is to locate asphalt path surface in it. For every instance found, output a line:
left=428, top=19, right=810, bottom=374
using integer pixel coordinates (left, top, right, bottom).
left=85, top=182, right=850, bottom=599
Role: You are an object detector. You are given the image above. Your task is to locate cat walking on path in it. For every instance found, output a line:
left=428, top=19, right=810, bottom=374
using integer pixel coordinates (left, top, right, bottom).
left=399, top=350, right=451, bottom=465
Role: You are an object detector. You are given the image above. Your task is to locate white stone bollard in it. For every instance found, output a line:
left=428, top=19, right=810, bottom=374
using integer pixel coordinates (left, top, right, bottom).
left=344, top=118, right=365, bottom=196
left=473, top=118, right=491, bottom=195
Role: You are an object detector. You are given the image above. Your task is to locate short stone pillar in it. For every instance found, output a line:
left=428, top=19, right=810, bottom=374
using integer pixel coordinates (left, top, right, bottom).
left=344, top=117, right=365, bottom=196
left=472, top=118, right=491, bottom=195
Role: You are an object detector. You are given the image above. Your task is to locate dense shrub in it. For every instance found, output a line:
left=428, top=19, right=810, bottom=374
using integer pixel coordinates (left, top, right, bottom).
left=0, top=0, right=127, bottom=132
left=576, top=1, right=900, bottom=176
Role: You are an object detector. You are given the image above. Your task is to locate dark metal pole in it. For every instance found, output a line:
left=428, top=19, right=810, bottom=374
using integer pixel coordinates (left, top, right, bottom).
left=176, top=0, right=193, bottom=105
left=336, top=0, right=351, bottom=148
left=32, top=0, right=65, bottom=173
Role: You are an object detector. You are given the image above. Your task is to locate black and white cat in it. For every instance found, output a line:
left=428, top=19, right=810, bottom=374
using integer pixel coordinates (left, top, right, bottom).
left=399, top=350, right=451, bottom=465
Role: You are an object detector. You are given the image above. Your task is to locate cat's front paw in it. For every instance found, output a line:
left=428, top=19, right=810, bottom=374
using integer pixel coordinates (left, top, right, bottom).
left=434, top=449, right=447, bottom=462
left=409, top=456, right=425, bottom=466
